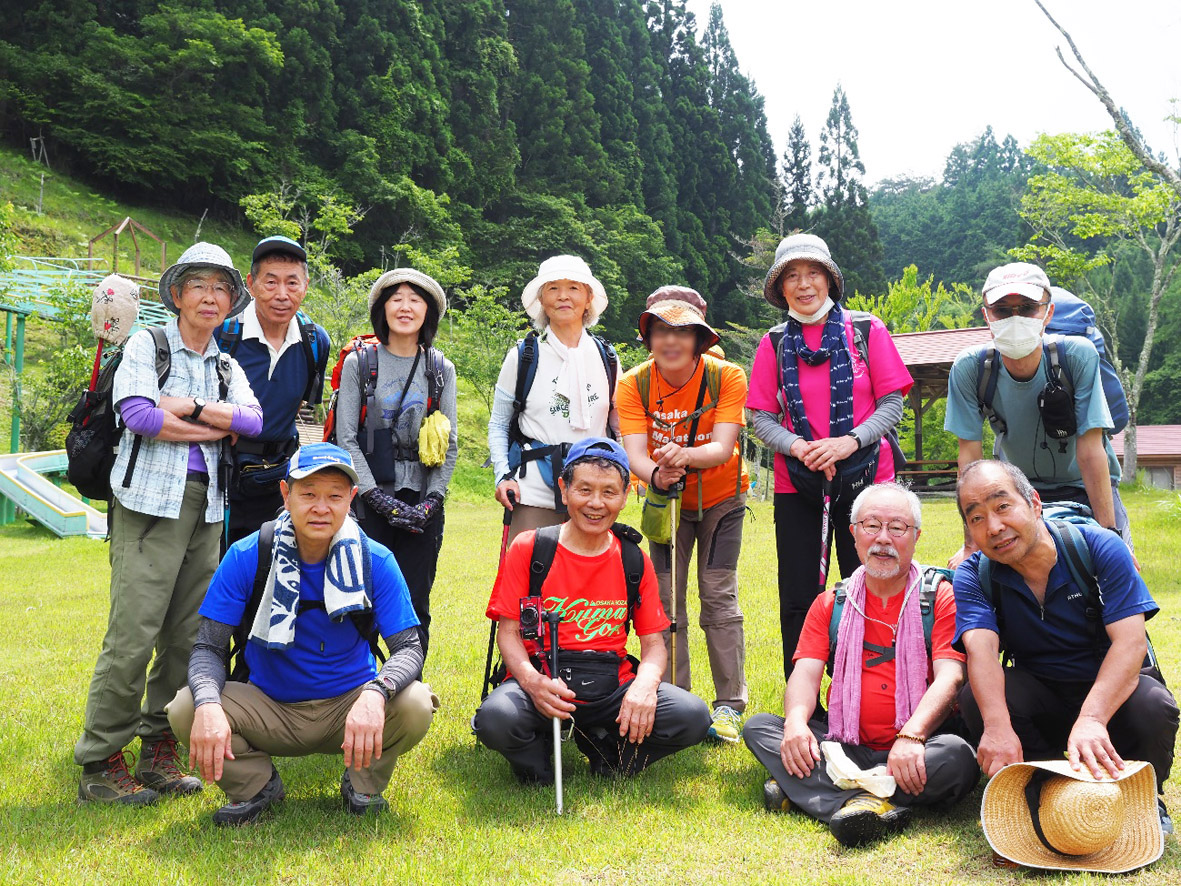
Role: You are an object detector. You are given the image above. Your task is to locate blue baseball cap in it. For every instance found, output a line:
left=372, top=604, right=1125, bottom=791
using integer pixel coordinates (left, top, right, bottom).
left=287, top=443, right=359, bottom=485
left=252, top=235, right=307, bottom=265
left=564, top=437, right=630, bottom=477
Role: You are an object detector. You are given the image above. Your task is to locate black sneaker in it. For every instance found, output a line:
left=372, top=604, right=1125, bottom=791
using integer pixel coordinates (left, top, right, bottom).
left=212, top=768, right=284, bottom=826
left=78, top=750, right=159, bottom=806
left=575, top=727, right=622, bottom=778
left=763, top=778, right=791, bottom=813
left=828, top=791, right=912, bottom=848
left=1160, top=798, right=1175, bottom=836
left=136, top=731, right=203, bottom=795
left=340, top=770, right=389, bottom=816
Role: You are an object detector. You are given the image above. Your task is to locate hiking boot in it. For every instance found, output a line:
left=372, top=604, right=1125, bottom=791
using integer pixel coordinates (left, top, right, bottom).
left=828, top=791, right=912, bottom=848
left=1160, top=797, right=1175, bottom=836
left=707, top=705, right=743, bottom=744
left=78, top=750, right=159, bottom=806
left=136, top=731, right=202, bottom=795
left=763, top=778, right=791, bottom=813
left=340, top=770, right=389, bottom=816
left=212, top=767, right=284, bottom=826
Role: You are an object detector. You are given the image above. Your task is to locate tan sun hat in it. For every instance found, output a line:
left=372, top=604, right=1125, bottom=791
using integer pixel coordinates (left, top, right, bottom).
left=762, top=233, right=844, bottom=308
left=981, top=759, right=1162, bottom=874
left=367, top=268, right=447, bottom=316
left=637, top=285, right=720, bottom=349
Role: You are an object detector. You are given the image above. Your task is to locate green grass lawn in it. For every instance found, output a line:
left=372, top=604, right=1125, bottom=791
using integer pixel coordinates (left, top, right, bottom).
left=1, top=490, right=1178, bottom=885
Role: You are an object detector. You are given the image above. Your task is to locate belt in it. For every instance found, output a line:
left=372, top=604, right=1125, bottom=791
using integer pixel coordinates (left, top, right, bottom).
left=186, top=470, right=209, bottom=485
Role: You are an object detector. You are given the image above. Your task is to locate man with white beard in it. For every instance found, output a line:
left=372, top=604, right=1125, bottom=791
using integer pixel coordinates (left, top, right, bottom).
left=743, top=483, right=979, bottom=848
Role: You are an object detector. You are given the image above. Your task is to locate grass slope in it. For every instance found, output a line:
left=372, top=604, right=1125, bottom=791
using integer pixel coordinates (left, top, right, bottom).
left=1, top=491, right=1178, bottom=885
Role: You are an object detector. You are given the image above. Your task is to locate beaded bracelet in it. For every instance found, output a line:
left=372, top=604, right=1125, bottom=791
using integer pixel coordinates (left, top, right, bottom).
left=895, top=732, right=927, bottom=744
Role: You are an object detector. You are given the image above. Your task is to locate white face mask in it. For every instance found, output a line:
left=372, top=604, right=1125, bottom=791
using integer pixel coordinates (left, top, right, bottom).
left=989, top=315, right=1045, bottom=359
left=788, top=296, right=835, bottom=325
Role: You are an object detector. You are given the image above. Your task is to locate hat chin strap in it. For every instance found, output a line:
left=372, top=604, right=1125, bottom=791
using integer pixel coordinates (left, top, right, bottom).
left=1024, top=771, right=1084, bottom=857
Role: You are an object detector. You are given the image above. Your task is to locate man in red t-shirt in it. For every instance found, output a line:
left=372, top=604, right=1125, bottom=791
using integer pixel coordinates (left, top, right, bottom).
left=743, top=483, right=978, bottom=847
left=473, top=438, right=711, bottom=783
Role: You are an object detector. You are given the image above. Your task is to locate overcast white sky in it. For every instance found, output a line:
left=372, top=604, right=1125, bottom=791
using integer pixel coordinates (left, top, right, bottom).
left=684, top=0, right=1181, bottom=186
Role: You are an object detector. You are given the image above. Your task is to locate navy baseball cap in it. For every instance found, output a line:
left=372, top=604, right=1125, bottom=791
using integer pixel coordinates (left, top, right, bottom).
left=252, top=235, right=307, bottom=265
left=287, top=443, right=359, bottom=485
left=564, top=437, right=630, bottom=476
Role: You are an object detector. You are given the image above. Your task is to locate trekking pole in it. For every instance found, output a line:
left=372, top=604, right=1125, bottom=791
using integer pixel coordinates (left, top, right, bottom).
left=818, top=476, right=833, bottom=595
left=544, top=609, right=564, bottom=815
left=667, top=479, right=683, bottom=686
left=482, top=491, right=516, bottom=703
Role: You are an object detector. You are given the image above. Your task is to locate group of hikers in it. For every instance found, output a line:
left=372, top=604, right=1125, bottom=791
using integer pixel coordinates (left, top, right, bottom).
left=71, top=230, right=1178, bottom=871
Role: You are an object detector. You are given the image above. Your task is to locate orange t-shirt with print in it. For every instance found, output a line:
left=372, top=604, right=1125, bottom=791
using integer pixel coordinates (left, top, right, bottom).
left=616, top=355, right=749, bottom=510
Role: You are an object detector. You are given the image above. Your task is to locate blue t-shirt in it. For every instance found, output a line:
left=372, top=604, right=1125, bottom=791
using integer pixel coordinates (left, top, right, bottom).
left=952, top=523, right=1156, bottom=681
left=223, top=323, right=329, bottom=442
left=200, top=532, right=418, bottom=703
left=944, top=336, right=1120, bottom=487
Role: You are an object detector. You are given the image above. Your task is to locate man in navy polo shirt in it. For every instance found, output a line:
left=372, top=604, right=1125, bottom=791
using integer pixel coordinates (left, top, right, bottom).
left=167, top=443, right=437, bottom=825
left=952, top=459, right=1177, bottom=831
left=218, top=236, right=330, bottom=544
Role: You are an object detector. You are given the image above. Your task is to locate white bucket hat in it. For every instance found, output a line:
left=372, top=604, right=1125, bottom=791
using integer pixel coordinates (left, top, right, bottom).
left=981, top=759, right=1163, bottom=874
left=368, top=268, right=447, bottom=317
left=520, top=255, right=608, bottom=328
left=762, top=233, right=845, bottom=308
left=158, top=242, right=250, bottom=317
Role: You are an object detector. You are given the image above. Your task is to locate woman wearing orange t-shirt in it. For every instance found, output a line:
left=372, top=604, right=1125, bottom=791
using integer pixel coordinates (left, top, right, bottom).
left=617, top=287, right=750, bottom=744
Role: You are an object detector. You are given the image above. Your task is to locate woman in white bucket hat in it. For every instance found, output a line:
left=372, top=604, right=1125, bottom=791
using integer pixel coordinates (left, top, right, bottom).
left=487, top=254, right=619, bottom=542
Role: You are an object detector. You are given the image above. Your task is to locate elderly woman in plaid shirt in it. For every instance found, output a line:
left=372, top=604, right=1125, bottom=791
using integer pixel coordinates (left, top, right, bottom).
left=75, top=242, right=262, bottom=806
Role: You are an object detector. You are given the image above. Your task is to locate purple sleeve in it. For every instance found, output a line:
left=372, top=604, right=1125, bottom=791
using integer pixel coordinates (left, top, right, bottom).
left=229, top=403, right=264, bottom=437
left=116, top=396, right=164, bottom=437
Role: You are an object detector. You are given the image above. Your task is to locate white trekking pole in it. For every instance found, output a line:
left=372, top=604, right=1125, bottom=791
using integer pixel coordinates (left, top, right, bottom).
left=544, top=610, right=563, bottom=815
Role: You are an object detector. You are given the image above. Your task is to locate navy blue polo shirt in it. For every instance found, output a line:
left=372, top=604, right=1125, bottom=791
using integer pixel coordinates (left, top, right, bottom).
left=952, top=523, right=1156, bottom=682
left=221, top=322, right=329, bottom=443
left=200, top=531, right=418, bottom=703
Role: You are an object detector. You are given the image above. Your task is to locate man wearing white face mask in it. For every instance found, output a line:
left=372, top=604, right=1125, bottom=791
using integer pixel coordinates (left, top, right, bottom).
left=945, top=263, right=1126, bottom=563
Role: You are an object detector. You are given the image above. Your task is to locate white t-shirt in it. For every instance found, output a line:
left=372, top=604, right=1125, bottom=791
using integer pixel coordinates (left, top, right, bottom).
left=494, top=329, right=613, bottom=508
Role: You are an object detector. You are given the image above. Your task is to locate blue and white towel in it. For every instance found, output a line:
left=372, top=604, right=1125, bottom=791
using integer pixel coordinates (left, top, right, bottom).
left=248, top=510, right=373, bottom=650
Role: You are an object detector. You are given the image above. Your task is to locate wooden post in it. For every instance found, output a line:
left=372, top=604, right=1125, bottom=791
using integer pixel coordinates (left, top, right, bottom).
left=910, top=386, right=924, bottom=463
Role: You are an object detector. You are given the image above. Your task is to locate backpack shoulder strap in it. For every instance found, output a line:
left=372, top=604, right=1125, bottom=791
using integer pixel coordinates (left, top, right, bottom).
left=215, top=317, right=243, bottom=358
left=215, top=353, right=232, bottom=400
left=425, top=346, right=444, bottom=414
left=230, top=520, right=276, bottom=681
left=635, top=361, right=654, bottom=414
left=359, top=342, right=380, bottom=452
left=611, top=523, right=645, bottom=633
left=847, top=310, right=873, bottom=367
left=702, top=353, right=722, bottom=402
left=1045, top=336, right=1074, bottom=396
left=976, top=344, right=1008, bottom=436
left=297, top=312, right=326, bottom=403
left=827, top=581, right=848, bottom=652
left=148, top=325, right=172, bottom=387
left=511, top=332, right=540, bottom=441
left=529, top=524, right=562, bottom=598
left=920, top=566, right=952, bottom=653
left=1047, top=519, right=1100, bottom=616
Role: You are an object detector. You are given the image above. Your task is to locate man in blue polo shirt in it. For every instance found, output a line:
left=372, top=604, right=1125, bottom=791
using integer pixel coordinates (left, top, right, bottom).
left=166, top=443, right=437, bottom=825
left=952, top=459, right=1177, bottom=832
left=218, top=236, right=330, bottom=544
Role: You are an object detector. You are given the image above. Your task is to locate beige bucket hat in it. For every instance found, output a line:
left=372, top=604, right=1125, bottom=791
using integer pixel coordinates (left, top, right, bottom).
left=762, top=233, right=844, bottom=308
left=367, top=268, right=448, bottom=316
left=981, top=759, right=1163, bottom=874
left=520, top=255, right=608, bottom=327
left=158, top=242, right=250, bottom=317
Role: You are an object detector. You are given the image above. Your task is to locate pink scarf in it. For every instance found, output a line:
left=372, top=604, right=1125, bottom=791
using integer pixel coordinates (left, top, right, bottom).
left=825, top=563, right=928, bottom=744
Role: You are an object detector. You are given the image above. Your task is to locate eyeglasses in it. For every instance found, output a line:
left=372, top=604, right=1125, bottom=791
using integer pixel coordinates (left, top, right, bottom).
left=985, top=301, right=1049, bottom=320
left=853, top=519, right=915, bottom=538
left=183, top=280, right=234, bottom=298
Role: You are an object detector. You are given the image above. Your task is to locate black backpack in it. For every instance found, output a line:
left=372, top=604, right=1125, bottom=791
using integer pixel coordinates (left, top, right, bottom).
left=66, top=326, right=232, bottom=501
left=479, top=522, right=645, bottom=700
left=227, top=519, right=386, bottom=682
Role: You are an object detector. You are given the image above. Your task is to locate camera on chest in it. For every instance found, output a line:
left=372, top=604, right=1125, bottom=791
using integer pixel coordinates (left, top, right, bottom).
left=518, top=595, right=545, bottom=641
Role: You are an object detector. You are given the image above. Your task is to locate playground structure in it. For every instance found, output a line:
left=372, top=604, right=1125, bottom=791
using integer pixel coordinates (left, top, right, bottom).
left=0, top=218, right=169, bottom=536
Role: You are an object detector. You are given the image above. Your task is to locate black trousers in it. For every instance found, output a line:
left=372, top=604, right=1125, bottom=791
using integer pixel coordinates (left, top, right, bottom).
left=226, top=487, right=285, bottom=547
left=473, top=678, right=711, bottom=782
left=774, top=492, right=860, bottom=681
left=959, top=667, right=1179, bottom=792
left=357, top=486, right=444, bottom=661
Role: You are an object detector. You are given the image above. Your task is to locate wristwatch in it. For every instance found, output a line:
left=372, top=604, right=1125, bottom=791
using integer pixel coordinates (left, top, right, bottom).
left=190, top=397, right=206, bottom=421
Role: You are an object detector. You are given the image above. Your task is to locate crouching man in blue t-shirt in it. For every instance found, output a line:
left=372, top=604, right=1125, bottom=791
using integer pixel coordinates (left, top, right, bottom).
left=952, top=459, right=1178, bottom=834
left=167, top=443, right=438, bottom=825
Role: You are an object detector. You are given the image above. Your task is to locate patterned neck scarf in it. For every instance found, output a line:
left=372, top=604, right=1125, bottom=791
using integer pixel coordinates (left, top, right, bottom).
left=778, top=304, right=855, bottom=441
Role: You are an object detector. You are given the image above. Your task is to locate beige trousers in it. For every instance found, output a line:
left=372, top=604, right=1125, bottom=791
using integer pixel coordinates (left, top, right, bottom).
left=167, top=681, right=438, bottom=801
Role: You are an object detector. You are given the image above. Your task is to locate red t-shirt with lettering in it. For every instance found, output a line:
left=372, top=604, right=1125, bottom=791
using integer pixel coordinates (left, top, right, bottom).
left=793, top=581, right=964, bottom=749
left=486, top=530, right=668, bottom=683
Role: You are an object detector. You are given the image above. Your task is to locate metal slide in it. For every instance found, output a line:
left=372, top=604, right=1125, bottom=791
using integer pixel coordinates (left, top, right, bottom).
left=0, top=450, right=107, bottom=538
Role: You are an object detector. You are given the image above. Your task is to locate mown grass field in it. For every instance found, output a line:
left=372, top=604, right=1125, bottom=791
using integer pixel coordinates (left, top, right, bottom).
left=1, top=487, right=1179, bottom=885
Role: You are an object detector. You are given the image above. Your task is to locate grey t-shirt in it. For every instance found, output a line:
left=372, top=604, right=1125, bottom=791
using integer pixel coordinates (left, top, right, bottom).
left=336, top=345, right=458, bottom=497
left=944, top=335, right=1119, bottom=487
